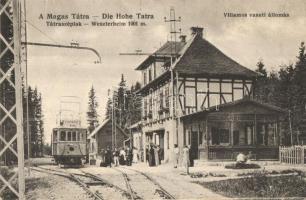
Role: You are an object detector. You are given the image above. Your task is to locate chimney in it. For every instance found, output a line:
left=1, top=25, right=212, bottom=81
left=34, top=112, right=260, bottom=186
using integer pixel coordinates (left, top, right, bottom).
left=191, top=27, right=204, bottom=37
left=179, top=35, right=186, bottom=43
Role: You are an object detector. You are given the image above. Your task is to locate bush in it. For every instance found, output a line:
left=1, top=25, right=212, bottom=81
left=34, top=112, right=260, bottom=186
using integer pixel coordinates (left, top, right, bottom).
left=225, top=163, right=261, bottom=169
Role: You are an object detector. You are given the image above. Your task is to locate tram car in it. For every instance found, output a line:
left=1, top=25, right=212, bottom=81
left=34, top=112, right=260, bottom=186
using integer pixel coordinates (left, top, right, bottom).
left=51, top=119, right=87, bottom=166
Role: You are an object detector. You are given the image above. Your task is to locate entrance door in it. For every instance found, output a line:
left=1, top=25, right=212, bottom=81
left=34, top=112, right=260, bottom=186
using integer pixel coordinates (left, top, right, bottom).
left=190, top=131, right=199, bottom=166
left=233, top=131, right=239, bottom=145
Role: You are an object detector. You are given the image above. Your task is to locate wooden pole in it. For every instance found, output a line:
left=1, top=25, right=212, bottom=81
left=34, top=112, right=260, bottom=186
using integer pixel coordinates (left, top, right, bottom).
left=13, top=0, right=25, bottom=198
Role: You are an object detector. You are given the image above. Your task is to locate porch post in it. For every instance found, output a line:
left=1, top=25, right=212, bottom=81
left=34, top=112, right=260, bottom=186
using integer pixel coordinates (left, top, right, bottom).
left=254, top=114, right=257, bottom=146
left=230, top=114, right=234, bottom=146
left=206, top=117, right=209, bottom=159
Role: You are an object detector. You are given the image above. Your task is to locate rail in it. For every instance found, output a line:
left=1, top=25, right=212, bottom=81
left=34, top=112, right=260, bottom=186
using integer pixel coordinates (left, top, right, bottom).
left=120, top=167, right=176, bottom=199
left=31, top=167, right=103, bottom=200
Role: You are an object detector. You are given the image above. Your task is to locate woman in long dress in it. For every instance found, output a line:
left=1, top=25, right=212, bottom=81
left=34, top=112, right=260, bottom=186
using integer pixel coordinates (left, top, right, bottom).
left=148, top=145, right=155, bottom=166
left=105, top=147, right=112, bottom=167
left=119, top=148, right=126, bottom=165
left=132, top=147, right=138, bottom=163
left=182, top=145, right=190, bottom=174
left=154, top=145, right=159, bottom=166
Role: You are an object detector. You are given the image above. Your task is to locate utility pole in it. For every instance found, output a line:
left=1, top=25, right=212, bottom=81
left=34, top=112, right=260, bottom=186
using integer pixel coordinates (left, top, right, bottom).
left=164, top=7, right=181, bottom=147
left=0, top=0, right=25, bottom=199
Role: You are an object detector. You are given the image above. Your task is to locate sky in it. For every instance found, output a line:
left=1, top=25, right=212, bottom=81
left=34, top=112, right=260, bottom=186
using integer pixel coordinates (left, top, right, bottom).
left=25, top=0, right=306, bottom=143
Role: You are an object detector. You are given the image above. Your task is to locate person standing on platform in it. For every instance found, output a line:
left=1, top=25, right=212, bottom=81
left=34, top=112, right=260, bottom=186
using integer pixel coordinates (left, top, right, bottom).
left=132, top=147, right=139, bottom=163
left=105, top=146, right=112, bottom=167
left=146, top=146, right=149, bottom=165
left=126, top=146, right=133, bottom=166
left=154, top=145, right=160, bottom=166
left=149, top=145, right=155, bottom=167
left=182, top=145, right=190, bottom=174
left=119, top=147, right=126, bottom=165
left=157, top=145, right=162, bottom=164
left=100, top=148, right=105, bottom=163
left=173, top=144, right=179, bottom=168
left=113, top=148, right=119, bottom=167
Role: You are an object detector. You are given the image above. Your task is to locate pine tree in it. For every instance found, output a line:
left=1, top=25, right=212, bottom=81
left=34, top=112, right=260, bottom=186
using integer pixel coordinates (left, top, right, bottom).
left=129, top=82, right=142, bottom=125
left=117, top=74, right=128, bottom=128
left=293, top=42, right=306, bottom=142
left=0, top=6, right=16, bottom=164
left=36, top=92, right=44, bottom=157
left=104, top=76, right=142, bottom=131
left=105, top=96, right=112, bottom=119
left=254, top=60, right=269, bottom=102
left=87, top=85, right=99, bottom=133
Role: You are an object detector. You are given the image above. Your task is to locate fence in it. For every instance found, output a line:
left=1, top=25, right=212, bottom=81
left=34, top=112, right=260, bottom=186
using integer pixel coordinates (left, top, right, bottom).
left=279, top=145, right=306, bottom=165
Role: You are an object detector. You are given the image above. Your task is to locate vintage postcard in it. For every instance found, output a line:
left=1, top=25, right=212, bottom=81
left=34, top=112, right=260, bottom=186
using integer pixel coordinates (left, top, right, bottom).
left=1, top=0, right=306, bottom=199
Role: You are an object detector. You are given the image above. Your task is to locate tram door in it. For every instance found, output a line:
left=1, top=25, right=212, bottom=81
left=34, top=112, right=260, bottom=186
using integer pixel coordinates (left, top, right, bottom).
left=190, top=131, right=199, bottom=166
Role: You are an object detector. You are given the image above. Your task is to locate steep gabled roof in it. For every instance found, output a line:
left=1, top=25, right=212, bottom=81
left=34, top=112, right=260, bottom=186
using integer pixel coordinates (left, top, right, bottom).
left=173, top=35, right=258, bottom=79
left=87, top=118, right=129, bottom=139
left=135, top=41, right=186, bottom=70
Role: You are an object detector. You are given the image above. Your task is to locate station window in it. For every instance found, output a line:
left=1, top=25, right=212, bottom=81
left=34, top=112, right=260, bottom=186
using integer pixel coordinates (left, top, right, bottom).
left=67, top=132, right=72, bottom=141
left=60, top=131, right=66, bottom=141
left=72, top=131, right=76, bottom=141
left=148, top=68, right=152, bottom=82
left=211, top=127, right=230, bottom=145
left=143, top=72, right=147, bottom=85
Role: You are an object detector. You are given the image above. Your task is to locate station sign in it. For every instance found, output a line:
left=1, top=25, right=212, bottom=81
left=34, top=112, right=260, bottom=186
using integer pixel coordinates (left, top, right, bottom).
left=60, top=119, right=81, bottom=128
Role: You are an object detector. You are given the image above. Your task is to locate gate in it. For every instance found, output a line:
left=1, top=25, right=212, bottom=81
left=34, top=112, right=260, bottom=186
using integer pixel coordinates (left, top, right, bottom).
left=279, top=145, right=306, bottom=165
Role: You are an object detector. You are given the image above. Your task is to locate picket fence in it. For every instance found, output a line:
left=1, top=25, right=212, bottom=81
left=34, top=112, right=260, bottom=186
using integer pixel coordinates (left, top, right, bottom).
left=279, top=145, right=306, bottom=165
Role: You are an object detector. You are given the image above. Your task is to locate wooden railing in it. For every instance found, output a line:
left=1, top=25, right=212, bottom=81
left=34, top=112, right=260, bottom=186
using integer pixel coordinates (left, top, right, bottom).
left=279, top=145, right=306, bottom=165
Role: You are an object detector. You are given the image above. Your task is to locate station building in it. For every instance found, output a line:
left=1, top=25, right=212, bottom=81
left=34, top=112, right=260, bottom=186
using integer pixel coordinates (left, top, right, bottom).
left=133, top=27, right=286, bottom=163
left=88, top=118, right=129, bottom=160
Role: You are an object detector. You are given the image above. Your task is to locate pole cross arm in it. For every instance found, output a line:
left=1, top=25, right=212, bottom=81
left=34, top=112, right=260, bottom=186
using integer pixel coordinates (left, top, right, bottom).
left=21, top=41, right=102, bottom=63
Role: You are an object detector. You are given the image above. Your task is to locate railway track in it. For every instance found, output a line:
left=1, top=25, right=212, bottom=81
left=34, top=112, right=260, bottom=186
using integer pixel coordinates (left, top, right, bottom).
left=32, top=166, right=104, bottom=200
left=112, top=168, right=141, bottom=200
left=33, top=166, right=140, bottom=200
left=115, top=167, right=176, bottom=199
left=80, top=170, right=142, bottom=200
left=32, top=165, right=175, bottom=199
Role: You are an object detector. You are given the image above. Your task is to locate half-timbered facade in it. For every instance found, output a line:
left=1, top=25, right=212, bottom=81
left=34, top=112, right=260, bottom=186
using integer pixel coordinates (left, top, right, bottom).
left=134, top=26, right=284, bottom=163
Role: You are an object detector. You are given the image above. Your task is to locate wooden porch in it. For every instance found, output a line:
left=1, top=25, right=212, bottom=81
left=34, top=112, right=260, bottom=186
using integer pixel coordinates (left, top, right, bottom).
left=181, top=99, right=286, bottom=161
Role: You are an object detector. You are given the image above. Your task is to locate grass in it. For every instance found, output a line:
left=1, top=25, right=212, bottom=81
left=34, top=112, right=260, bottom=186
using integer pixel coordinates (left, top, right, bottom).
left=196, top=172, right=306, bottom=198
left=0, top=166, right=18, bottom=199
left=0, top=166, right=51, bottom=200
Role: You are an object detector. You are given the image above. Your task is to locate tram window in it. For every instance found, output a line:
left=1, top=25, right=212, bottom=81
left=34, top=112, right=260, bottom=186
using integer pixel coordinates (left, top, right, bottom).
left=60, top=131, right=66, bottom=141
left=80, top=132, right=83, bottom=140
left=72, top=131, right=76, bottom=141
left=53, top=130, right=57, bottom=142
left=76, top=132, right=80, bottom=141
left=67, top=132, right=72, bottom=141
